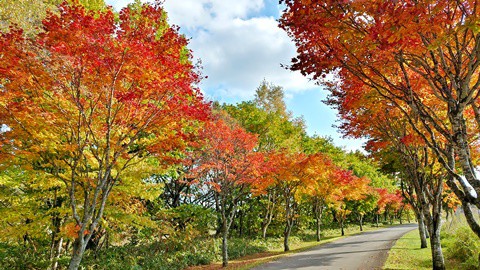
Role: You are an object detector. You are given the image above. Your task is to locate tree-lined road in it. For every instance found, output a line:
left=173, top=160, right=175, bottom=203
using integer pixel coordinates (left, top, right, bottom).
left=252, top=224, right=417, bottom=270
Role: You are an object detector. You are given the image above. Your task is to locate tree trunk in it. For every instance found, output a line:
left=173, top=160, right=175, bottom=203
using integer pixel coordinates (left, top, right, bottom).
left=284, top=224, right=292, bottom=252
left=417, top=213, right=428, bottom=249
left=261, top=193, right=275, bottom=238
left=284, top=202, right=292, bottom=251
left=359, top=214, right=363, bottom=232
left=316, top=216, right=321, bottom=241
left=376, top=213, right=379, bottom=227
left=51, top=237, right=63, bottom=270
left=429, top=226, right=445, bottom=270
left=314, top=200, right=324, bottom=241
left=340, top=219, right=345, bottom=236
left=262, top=223, right=269, bottom=239
left=419, top=180, right=445, bottom=270
left=261, top=207, right=274, bottom=238
left=222, top=223, right=229, bottom=267
left=239, top=209, right=244, bottom=237
left=283, top=190, right=295, bottom=252
left=68, top=238, right=87, bottom=270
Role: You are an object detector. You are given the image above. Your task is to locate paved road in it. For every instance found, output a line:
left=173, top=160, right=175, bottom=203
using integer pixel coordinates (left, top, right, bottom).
left=252, top=223, right=417, bottom=270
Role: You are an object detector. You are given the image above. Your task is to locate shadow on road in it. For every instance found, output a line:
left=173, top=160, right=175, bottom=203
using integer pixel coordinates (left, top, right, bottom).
left=253, top=224, right=417, bottom=270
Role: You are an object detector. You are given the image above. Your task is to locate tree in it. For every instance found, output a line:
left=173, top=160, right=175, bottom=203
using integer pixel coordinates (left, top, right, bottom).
left=224, top=81, right=306, bottom=153
left=331, top=170, right=369, bottom=236
left=254, top=80, right=288, bottom=117
left=348, top=188, right=377, bottom=232
left=325, top=75, right=446, bottom=263
left=299, top=153, right=337, bottom=241
left=280, top=1, right=480, bottom=248
left=0, top=2, right=208, bottom=269
left=193, top=112, right=266, bottom=267
left=222, top=81, right=306, bottom=238
left=268, top=151, right=307, bottom=251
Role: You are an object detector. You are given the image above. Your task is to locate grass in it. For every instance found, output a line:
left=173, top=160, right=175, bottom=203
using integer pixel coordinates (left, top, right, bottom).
left=383, top=229, right=432, bottom=270
left=384, top=215, right=480, bottom=270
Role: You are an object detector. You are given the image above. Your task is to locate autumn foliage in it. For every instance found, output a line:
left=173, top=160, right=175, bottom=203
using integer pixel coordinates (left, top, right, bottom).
left=0, top=1, right=409, bottom=269
left=0, top=2, right=208, bottom=269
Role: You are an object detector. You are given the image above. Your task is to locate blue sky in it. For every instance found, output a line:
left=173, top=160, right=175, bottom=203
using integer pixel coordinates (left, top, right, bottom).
left=105, top=0, right=365, bottom=152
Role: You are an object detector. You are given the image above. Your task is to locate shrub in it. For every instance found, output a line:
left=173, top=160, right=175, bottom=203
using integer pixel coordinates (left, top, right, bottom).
left=226, top=238, right=269, bottom=259
left=443, top=220, right=480, bottom=270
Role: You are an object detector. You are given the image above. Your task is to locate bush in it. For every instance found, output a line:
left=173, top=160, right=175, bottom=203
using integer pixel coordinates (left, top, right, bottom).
left=0, top=242, right=52, bottom=270
left=227, top=238, right=269, bottom=259
left=443, top=220, right=480, bottom=270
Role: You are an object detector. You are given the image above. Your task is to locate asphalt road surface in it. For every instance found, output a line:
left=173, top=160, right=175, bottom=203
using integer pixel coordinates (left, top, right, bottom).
left=252, top=223, right=417, bottom=270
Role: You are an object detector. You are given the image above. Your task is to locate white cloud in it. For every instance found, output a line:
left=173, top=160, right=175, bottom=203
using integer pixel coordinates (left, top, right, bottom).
left=164, top=0, right=264, bottom=29
left=163, top=0, right=318, bottom=101
left=106, top=0, right=317, bottom=100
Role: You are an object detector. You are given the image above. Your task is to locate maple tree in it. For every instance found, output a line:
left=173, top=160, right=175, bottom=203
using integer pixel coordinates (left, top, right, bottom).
left=330, top=169, right=369, bottom=236
left=0, top=2, right=208, bottom=269
left=299, top=153, right=338, bottom=241
left=193, top=112, right=266, bottom=267
left=266, top=151, right=307, bottom=251
left=348, top=187, right=378, bottom=232
left=280, top=1, right=480, bottom=249
left=332, top=84, right=447, bottom=264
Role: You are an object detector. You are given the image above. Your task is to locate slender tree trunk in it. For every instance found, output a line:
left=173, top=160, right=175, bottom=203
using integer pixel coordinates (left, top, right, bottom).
left=284, top=223, right=292, bottom=252
left=429, top=225, right=445, bottom=270
left=316, top=216, right=321, bottom=241
left=261, top=208, right=274, bottom=238
left=283, top=190, right=296, bottom=252
left=359, top=214, right=363, bottom=231
left=314, top=200, right=324, bottom=241
left=419, top=181, right=445, bottom=270
left=68, top=238, right=87, bottom=270
left=284, top=202, right=292, bottom=252
left=261, top=192, right=276, bottom=238
left=239, top=209, right=244, bottom=237
left=222, top=221, right=229, bottom=267
left=262, top=223, right=269, bottom=239
left=417, top=213, right=428, bottom=249
left=376, top=213, right=379, bottom=228
left=51, top=237, right=63, bottom=270
left=340, top=219, right=345, bottom=236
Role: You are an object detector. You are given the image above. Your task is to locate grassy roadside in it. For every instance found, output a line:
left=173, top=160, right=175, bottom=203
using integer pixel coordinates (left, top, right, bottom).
left=383, top=229, right=431, bottom=270
left=384, top=216, right=480, bottom=270
left=188, top=223, right=405, bottom=270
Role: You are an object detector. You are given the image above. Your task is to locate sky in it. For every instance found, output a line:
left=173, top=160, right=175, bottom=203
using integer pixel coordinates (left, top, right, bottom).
left=105, top=0, right=366, bottom=152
